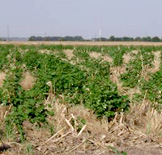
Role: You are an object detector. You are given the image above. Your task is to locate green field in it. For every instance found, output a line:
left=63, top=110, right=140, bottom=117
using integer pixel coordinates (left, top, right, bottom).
left=0, top=44, right=162, bottom=154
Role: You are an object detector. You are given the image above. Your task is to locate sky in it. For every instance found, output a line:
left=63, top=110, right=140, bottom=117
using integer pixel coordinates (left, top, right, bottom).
left=0, top=0, right=162, bottom=39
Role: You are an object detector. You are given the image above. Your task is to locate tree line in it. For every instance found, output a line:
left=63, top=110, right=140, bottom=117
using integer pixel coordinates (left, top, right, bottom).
left=28, top=36, right=85, bottom=41
left=92, top=36, right=162, bottom=42
left=28, top=35, right=162, bottom=42
left=1, top=35, right=162, bottom=42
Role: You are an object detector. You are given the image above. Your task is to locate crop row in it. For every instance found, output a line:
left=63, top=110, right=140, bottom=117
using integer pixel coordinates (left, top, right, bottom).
left=0, top=45, right=129, bottom=140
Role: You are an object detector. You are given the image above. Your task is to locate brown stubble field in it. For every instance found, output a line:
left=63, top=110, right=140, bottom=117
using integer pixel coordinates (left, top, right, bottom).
left=1, top=41, right=162, bottom=46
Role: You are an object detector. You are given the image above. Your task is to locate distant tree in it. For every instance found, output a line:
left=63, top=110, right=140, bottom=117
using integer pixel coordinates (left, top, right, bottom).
left=59, top=38, right=64, bottom=41
left=29, top=36, right=36, bottom=41
left=142, top=37, right=152, bottom=42
left=146, top=37, right=151, bottom=42
left=100, top=37, right=108, bottom=41
left=135, top=37, right=141, bottom=41
left=152, top=36, right=161, bottom=42
left=44, top=37, right=50, bottom=41
left=123, top=37, right=134, bottom=41
left=74, top=36, right=84, bottom=41
left=109, top=36, right=115, bottom=41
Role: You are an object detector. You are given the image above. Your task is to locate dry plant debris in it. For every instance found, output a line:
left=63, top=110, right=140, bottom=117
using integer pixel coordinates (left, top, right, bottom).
left=0, top=72, right=5, bottom=88
left=64, top=49, right=74, bottom=60
left=89, top=52, right=102, bottom=59
left=20, top=72, right=35, bottom=90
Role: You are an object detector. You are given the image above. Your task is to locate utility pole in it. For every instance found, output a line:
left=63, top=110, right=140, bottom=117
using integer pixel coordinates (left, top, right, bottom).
left=99, top=28, right=102, bottom=41
left=7, top=26, right=10, bottom=41
left=98, top=22, right=102, bottom=41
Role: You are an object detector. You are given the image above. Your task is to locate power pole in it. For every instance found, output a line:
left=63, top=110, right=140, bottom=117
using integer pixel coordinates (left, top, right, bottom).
left=7, top=26, right=10, bottom=41
left=98, top=22, right=102, bottom=41
left=99, top=28, right=102, bottom=41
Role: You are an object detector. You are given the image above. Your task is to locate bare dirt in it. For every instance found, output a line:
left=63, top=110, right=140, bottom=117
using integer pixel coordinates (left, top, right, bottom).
left=89, top=52, right=102, bottom=59
left=1, top=41, right=162, bottom=46
left=63, top=49, right=74, bottom=60
left=123, top=52, right=133, bottom=64
left=20, top=72, right=35, bottom=90
left=0, top=72, right=6, bottom=88
left=2, top=100, right=162, bottom=155
left=151, top=51, right=161, bottom=73
left=89, top=52, right=113, bottom=63
left=102, top=55, right=113, bottom=63
left=39, top=49, right=52, bottom=54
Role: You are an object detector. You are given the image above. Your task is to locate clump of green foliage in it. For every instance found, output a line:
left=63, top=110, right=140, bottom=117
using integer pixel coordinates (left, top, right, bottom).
left=120, top=54, right=143, bottom=88
left=120, top=49, right=154, bottom=88
left=0, top=45, right=130, bottom=141
left=0, top=50, right=47, bottom=141
left=142, top=71, right=162, bottom=104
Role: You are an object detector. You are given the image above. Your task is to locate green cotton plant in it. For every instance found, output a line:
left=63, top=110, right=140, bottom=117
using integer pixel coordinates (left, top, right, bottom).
left=73, top=50, right=90, bottom=59
left=1, top=51, right=25, bottom=140
left=142, top=70, right=162, bottom=104
left=120, top=54, right=143, bottom=88
left=83, top=76, right=129, bottom=118
left=105, top=46, right=128, bottom=66
left=0, top=46, right=10, bottom=70
left=1, top=50, right=48, bottom=141
left=22, top=48, right=129, bottom=119
left=140, top=47, right=154, bottom=66
left=0, top=44, right=131, bottom=141
left=1, top=50, right=24, bottom=106
left=120, top=48, right=155, bottom=89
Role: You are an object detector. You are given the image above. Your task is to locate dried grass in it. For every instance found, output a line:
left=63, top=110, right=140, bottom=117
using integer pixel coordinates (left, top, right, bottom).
left=18, top=49, right=29, bottom=53
left=89, top=52, right=113, bottom=63
left=0, top=72, right=6, bottom=88
left=124, top=100, right=162, bottom=139
left=1, top=95, right=162, bottom=154
left=40, top=97, right=162, bottom=154
left=123, top=53, right=132, bottom=64
left=39, top=49, right=52, bottom=54
left=132, top=50, right=139, bottom=55
left=64, top=49, right=74, bottom=60
left=89, top=52, right=101, bottom=59
left=141, top=51, right=161, bottom=81
left=123, top=50, right=139, bottom=64
left=20, top=72, right=35, bottom=90
left=2, top=41, right=162, bottom=46
left=0, top=105, right=12, bottom=123
left=68, top=105, right=109, bottom=133
left=151, top=51, right=161, bottom=73
left=102, top=55, right=113, bottom=63
left=110, top=66, right=126, bottom=93
left=109, top=65, right=142, bottom=98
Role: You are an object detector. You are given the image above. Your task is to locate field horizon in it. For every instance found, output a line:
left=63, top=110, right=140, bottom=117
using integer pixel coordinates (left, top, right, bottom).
left=1, top=41, right=162, bottom=46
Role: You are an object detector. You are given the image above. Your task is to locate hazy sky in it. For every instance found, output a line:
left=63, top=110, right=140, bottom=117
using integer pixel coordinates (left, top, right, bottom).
left=0, top=0, right=162, bottom=38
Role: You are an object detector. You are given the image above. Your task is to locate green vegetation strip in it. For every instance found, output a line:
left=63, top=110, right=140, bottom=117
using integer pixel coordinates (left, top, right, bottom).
left=1, top=44, right=162, bottom=142
left=0, top=45, right=129, bottom=141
